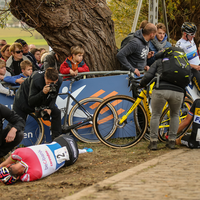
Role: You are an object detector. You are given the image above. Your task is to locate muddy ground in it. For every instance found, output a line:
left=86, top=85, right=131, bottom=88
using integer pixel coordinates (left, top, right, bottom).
left=0, top=140, right=183, bottom=200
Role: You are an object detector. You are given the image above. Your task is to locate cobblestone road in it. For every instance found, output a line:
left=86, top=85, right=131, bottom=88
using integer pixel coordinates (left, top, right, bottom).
left=61, top=149, right=200, bottom=200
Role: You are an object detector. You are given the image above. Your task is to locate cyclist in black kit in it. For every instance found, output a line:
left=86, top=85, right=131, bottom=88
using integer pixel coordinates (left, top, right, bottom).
left=176, top=98, right=200, bottom=148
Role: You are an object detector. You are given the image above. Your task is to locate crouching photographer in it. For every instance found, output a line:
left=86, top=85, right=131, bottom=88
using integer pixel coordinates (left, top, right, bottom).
left=13, top=68, right=63, bottom=141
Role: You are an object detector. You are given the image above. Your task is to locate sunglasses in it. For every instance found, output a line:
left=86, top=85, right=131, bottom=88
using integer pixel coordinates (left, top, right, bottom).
left=15, top=50, right=23, bottom=54
left=187, top=32, right=195, bottom=36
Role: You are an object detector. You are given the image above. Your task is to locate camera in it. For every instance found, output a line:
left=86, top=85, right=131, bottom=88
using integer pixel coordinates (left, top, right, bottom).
left=35, top=106, right=50, bottom=121
left=49, top=83, right=57, bottom=98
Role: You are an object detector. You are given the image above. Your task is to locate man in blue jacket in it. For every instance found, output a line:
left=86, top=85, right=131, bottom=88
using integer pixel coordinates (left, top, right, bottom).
left=147, top=23, right=171, bottom=66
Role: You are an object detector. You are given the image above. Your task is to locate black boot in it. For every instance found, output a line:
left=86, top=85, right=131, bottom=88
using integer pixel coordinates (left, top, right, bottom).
left=148, top=141, right=157, bottom=150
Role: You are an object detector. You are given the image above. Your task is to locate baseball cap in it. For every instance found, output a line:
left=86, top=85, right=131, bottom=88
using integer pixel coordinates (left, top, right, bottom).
left=15, top=39, right=27, bottom=46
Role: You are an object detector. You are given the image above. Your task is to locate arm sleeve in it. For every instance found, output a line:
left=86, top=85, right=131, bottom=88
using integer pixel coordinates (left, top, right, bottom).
left=0, top=83, right=13, bottom=96
left=116, top=40, right=138, bottom=72
left=28, top=79, right=47, bottom=107
left=0, top=104, right=25, bottom=131
left=3, top=75, right=20, bottom=85
left=140, top=61, right=158, bottom=87
left=60, top=60, right=71, bottom=74
left=77, top=63, right=90, bottom=72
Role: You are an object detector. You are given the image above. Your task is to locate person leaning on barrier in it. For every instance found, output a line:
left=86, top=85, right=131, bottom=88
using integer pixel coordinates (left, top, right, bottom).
left=175, top=98, right=200, bottom=149
left=13, top=67, right=63, bottom=141
left=0, top=104, right=25, bottom=162
left=60, top=45, right=89, bottom=78
left=140, top=52, right=186, bottom=150
left=0, top=134, right=79, bottom=184
left=116, top=23, right=157, bottom=77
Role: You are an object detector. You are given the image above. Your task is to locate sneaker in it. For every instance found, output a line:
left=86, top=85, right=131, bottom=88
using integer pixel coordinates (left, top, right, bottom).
left=83, top=147, right=93, bottom=153
left=148, top=141, right=157, bottom=150
left=166, top=140, right=176, bottom=149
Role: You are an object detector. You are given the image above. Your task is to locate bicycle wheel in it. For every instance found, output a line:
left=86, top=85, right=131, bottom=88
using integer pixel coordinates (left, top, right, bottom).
left=20, top=113, right=44, bottom=146
left=158, top=98, right=193, bottom=142
left=68, top=97, right=118, bottom=143
left=93, top=95, right=148, bottom=148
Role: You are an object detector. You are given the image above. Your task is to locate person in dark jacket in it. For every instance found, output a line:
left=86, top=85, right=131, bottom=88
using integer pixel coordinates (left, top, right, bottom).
left=15, top=39, right=40, bottom=70
left=13, top=68, right=63, bottom=141
left=6, top=43, right=31, bottom=76
left=43, top=51, right=61, bottom=72
left=140, top=57, right=185, bottom=150
left=117, top=23, right=157, bottom=77
left=0, top=104, right=25, bottom=161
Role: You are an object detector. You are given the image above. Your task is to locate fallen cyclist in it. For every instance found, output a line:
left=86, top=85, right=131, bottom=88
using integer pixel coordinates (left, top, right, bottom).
left=0, top=134, right=92, bottom=184
left=175, top=98, right=200, bottom=148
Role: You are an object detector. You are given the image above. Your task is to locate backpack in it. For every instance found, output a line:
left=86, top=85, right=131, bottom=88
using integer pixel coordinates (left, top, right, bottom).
left=120, top=32, right=135, bottom=49
left=160, top=46, right=191, bottom=89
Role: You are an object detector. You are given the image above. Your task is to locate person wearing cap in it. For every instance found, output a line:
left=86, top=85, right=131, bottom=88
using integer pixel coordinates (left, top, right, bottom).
left=6, top=43, right=31, bottom=76
left=0, top=134, right=79, bottom=184
left=15, top=39, right=40, bottom=70
left=175, top=22, right=200, bottom=92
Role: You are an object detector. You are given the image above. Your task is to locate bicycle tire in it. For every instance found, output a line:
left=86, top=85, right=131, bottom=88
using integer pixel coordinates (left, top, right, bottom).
left=158, top=98, right=193, bottom=142
left=93, top=95, right=148, bottom=148
left=20, top=113, right=44, bottom=146
left=68, top=97, right=118, bottom=143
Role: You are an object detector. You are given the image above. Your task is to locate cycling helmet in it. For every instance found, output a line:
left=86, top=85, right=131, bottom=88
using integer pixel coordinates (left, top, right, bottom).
left=181, top=22, right=197, bottom=33
left=0, top=167, right=17, bottom=185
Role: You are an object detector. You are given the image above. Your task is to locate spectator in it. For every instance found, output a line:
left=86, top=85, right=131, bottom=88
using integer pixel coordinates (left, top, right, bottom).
left=43, top=50, right=61, bottom=72
left=3, top=60, right=33, bottom=86
left=0, top=40, right=7, bottom=58
left=6, top=43, right=30, bottom=76
left=147, top=23, right=171, bottom=66
left=28, top=44, right=36, bottom=51
left=140, top=48, right=186, bottom=150
left=39, top=47, right=47, bottom=55
left=116, top=23, right=157, bottom=76
left=175, top=22, right=200, bottom=92
left=30, top=48, right=42, bottom=68
left=0, top=104, right=25, bottom=162
left=13, top=68, right=62, bottom=141
left=0, top=59, right=14, bottom=96
left=0, top=44, right=11, bottom=61
left=15, top=39, right=40, bottom=70
left=60, top=45, right=89, bottom=78
left=0, top=40, right=7, bottom=50
left=0, top=134, right=78, bottom=183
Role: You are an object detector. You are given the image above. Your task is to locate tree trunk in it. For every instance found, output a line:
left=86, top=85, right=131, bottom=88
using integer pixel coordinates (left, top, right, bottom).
left=10, top=0, right=120, bottom=71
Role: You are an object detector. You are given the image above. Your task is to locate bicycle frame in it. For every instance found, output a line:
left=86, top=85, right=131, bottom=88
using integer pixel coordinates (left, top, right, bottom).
left=119, top=84, right=170, bottom=129
left=58, top=78, right=93, bottom=133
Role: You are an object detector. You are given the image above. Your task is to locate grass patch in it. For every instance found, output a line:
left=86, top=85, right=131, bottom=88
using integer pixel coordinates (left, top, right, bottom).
left=1, top=27, right=48, bottom=47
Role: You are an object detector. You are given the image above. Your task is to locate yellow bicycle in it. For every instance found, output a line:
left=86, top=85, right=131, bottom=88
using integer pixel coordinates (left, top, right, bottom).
left=93, top=73, right=193, bottom=148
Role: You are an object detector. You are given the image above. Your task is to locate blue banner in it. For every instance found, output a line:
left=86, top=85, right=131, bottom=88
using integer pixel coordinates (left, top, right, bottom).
left=1, top=74, right=132, bottom=145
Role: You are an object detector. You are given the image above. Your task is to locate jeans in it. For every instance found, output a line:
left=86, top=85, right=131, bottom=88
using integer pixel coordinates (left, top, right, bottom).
left=150, top=89, right=184, bottom=142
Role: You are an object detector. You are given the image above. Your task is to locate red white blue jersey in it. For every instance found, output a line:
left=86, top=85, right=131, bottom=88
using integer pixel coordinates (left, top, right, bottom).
left=176, top=38, right=200, bottom=65
left=11, top=142, right=69, bottom=182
